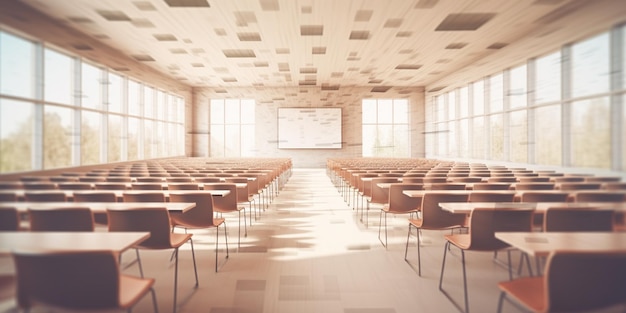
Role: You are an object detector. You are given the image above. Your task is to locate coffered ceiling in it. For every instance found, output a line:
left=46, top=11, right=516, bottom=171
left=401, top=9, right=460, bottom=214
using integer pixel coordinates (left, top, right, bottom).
left=12, top=0, right=623, bottom=88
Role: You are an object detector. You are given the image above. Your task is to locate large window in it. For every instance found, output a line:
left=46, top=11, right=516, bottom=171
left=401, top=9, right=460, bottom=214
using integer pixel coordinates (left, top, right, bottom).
left=0, top=29, right=186, bottom=173
left=362, top=99, right=409, bottom=157
left=210, top=99, right=256, bottom=157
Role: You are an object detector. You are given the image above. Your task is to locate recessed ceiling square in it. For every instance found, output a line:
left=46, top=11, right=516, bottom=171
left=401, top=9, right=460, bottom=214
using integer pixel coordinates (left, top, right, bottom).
left=259, top=0, right=279, bottom=11
left=191, top=63, right=204, bottom=67
left=214, top=28, right=227, bottom=36
left=238, top=32, right=262, bottom=41
left=72, top=44, right=93, bottom=51
left=301, top=6, right=312, bottom=13
left=133, top=1, right=157, bottom=10
left=222, top=77, right=238, bottom=82
left=312, top=47, right=326, bottom=54
left=164, top=0, right=210, bottom=7
left=96, top=10, right=131, bottom=21
left=396, top=31, right=412, bottom=37
left=278, top=63, right=290, bottom=71
left=384, top=18, right=403, bottom=28
left=414, top=0, right=439, bottom=9
left=170, top=48, right=187, bottom=54
left=223, top=49, right=256, bottom=57
left=254, top=61, right=269, bottom=67
left=131, top=18, right=155, bottom=28
left=435, top=13, right=496, bottom=31
left=446, top=42, right=468, bottom=49
left=371, top=86, right=391, bottom=92
left=354, top=10, right=372, bottom=22
left=131, top=54, right=155, bottom=61
left=67, top=16, right=92, bottom=23
left=487, top=42, right=508, bottom=49
left=301, top=25, right=323, bottom=36
left=300, top=67, right=317, bottom=74
left=276, top=48, right=290, bottom=54
left=154, top=34, right=177, bottom=41
left=395, top=64, right=422, bottom=70
left=349, top=31, right=369, bottom=40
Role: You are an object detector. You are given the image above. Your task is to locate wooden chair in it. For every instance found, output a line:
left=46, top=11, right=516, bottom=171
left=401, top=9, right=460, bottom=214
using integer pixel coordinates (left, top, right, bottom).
left=28, top=207, right=94, bottom=231
left=429, top=183, right=467, bottom=190
left=24, top=191, right=67, bottom=202
left=107, top=206, right=197, bottom=313
left=363, top=177, right=400, bottom=226
left=122, top=191, right=166, bottom=202
left=519, top=191, right=570, bottom=231
left=203, top=183, right=247, bottom=248
left=194, top=176, right=222, bottom=183
left=73, top=191, right=117, bottom=225
left=167, top=183, right=200, bottom=190
left=12, top=250, right=158, bottom=312
left=472, top=183, right=511, bottom=190
left=57, top=182, right=93, bottom=190
left=0, top=192, right=18, bottom=202
left=22, top=182, right=57, bottom=190
left=378, top=183, right=423, bottom=247
left=468, top=192, right=516, bottom=203
left=131, top=183, right=164, bottom=190
left=0, top=207, right=19, bottom=230
left=543, top=207, right=614, bottom=232
left=603, top=182, right=626, bottom=190
left=169, top=191, right=229, bottom=272
left=106, top=176, right=132, bottom=182
left=0, top=181, right=23, bottom=189
left=557, top=183, right=602, bottom=190
left=514, top=183, right=555, bottom=190
left=440, top=208, right=534, bottom=313
left=224, top=177, right=256, bottom=222
left=95, top=182, right=129, bottom=190
left=404, top=192, right=469, bottom=276
left=497, top=251, right=626, bottom=313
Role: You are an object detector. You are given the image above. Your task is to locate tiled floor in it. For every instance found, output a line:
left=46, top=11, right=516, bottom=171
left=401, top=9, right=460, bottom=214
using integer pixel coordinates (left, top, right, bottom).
left=1, top=168, right=620, bottom=313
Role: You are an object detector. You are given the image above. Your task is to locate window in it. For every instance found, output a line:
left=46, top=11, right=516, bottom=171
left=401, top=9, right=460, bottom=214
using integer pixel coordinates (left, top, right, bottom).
left=44, top=48, right=73, bottom=105
left=210, top=99, right=255, bottom=157
left=128, top=117, right=140, bottom=160
left=81, top=63, right=102, bottom=109
left=473, top=80, right=484, bottom=115
left=81, top=111, right=101, bottom=165
left=108, top=114, right=122, bottom=162
left=534, top=105, right=561, bottom=165
left=0, top=32, right=35, bottom=98
left=489, top=114, right=504, bottom=160
left=0, top=99, right=34, bottom=172
left=128, top=80, right=141, bottom=116
left=509, top=65, right=527, bottom=109
left=572, top=33, right=609, bottom=98
left=489, top=74, right=504, bottom=112
left=570, top=97, right=610, bottom=168
left=44, top=105, right=73, bottom=168
left=509, top=110, right=528, bottom=163
left=108, top=72, right=123, bottom=113
left=535, top=51, right=561, bottom=104
left=362, top=98, right=409, bottom=157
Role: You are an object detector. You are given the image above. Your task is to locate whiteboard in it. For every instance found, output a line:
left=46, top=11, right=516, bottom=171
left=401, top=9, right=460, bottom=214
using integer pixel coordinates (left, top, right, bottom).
left=277, top=108, right=342, bottom=149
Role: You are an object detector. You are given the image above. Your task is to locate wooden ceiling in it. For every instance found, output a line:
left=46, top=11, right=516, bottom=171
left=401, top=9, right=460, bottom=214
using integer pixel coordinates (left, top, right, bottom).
left=11, top=0, right=626, bottom=89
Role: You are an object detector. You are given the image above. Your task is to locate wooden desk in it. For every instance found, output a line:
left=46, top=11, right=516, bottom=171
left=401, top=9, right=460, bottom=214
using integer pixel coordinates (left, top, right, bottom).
left=0, top=231, right=150, bottom=255
left=402, top=190, right=516, bottom=198
left=494, top=232, right=626, bottom=257
left=0, top=202, right=196, bottom=214
left=2, top=189, right=230, bottom=201
left=440, top=202, right=626, bottom=215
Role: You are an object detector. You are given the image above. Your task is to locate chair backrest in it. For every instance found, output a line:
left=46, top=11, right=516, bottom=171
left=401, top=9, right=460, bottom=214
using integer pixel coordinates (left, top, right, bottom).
left=12, top=250, right=121, bottom=310
left=24, top=191, right=67, bottom=202
left=0, top=207, right=19, bottom=230
left=401, top=177, right=425, bottom=184
left=369, top=178, right=400, bottom=205
left=552, top=176, right=586, bottom=183
left=168, top=192, right=216, bottom=227
left=468, top=192, right=515, bottom=203
left=544, top=251, right=626, bottom=312
left=107, top=207, right=172, bottom=248
left=420, top=193, right=469, bottom=228
left=603, top=183, right=626, bottom=190
left=487, top=177, right=518, bottom=183
left=167, top=183, right=200, bottom=190
left=558, top=183, right=602, bottom=190
left=131, top=183, right=164, bottom=190
left=514, top=183, right=555, bottom=190
left=472, top=183, right=511, bottom=190
left=78, top=176, right=106, bottom=183
left=466, top=208, right=534, bottom=251
left=166, top=177, right=193, bottom=183
left=73, top=191, right=117, bottom=203
left=387, top=183, right=423, bottom=213
left=543, top=207, right=614, bottom=232
left=136, top=177, right=163, bottom=182
left=106, top=176, right=132, bottom=182
left=0, top=192, right=18, bottom=202
left=23, top=182, right=57, bottom=190
left=575, top=191, right=626, bottom=202
left=194, top=177, right=222, bottom=183
left=519, top=191, right=569, bottom=203
left=450, top=177, right=483, bottom=183
left=28, top=207, right=94, bottom=231
left=201, top=183, right=238, bottom=212
left=94, top=183, right=128, bottom=190
left=224, top=178, right=251, bottom=202
left=517, top=176, right=551, bottom=183
left=0, top=181, right=23, bottom=189
left=122, top=191, right=166, bottom=202
left=429, top=183, right=466, bottom=190
left=57, top=182, right=93, bottom=190
left=422, top=177, right=447, bottom=184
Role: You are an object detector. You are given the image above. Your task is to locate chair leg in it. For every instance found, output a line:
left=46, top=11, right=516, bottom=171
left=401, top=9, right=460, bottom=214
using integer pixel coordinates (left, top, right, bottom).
left=378, top=210, right=387, bottom=248
left=173, top=248, right=179, bottom=313
left=189, top=238, right=199, bottom=287
left=496, top=292, right=506, bottom=313
left=439, top=243, right=469, bottom=313
left=135, top=249, right=144, bottom=278
left=417, top=226, right=422, bottom=276
left=149, top=287, right=159, bottom=313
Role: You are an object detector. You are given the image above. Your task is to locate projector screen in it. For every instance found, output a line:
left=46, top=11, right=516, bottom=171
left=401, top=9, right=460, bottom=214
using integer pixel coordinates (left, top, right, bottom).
left=277, top=107, right=342, bottom=149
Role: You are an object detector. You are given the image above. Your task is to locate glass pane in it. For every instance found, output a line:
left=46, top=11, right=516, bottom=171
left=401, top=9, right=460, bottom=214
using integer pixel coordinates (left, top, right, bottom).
left=448, top=120, right=458, bottom=157
left=535, top=51, right=561, bottom=104
left=571, top=33, right=610, bottom=98
left=362, top=99, right=377, bottom=124
left=571, top=97, right=610, bottom=168
left=156, top=121, right=166, bottom=157
left=490, top=74, right=504, bottom=113
left=143, top=119, right=154, bottom=158
left=127, top=117, right=140, bottom=160
left=459, top=119, right=469, bottom=158
left=81, top=111, right=101, bottom=165
left=490, top=114, right=504, bottom=160
left=156, top=90, right=165, bottom=120
left=0, top=99, right=33, bottom=172
left=473, top=80, right=484, bottom=115
left=143, top=86, right=154, bottom=118
left=472, top=117, right=485, bottom=158
left=240, top=99, right=255, bottom=124
left=393, top=124, right=409, bottom=157
left=509, top=64, right=527, bottom=109
left=436, top=96, right=445, bottom=122
left=436, top=122, right=448, bottom=156
left=448, top=91, right=456, bottom=120
left=224, top=99, right=240, bottom=124
left=241, top=124, right=256, bottom=157
left=459, top=87, right=469, bottom=118
left=177, top=97, right=185, bottom=123
left=224, top=124, right=241, bottom=157
left=534, top=105, right=561, bottom=165
left=375, top=124, right=394, bottom=156
left=107, top=73, right=123, bottom=113
left=44, top=48, right=73, bottom=104
left=623, top=95, right=626, bottom=170
left=210, top=99, right=224, bottom=124
left=128, top=80, right=141, bottom=116
left=44, top=106, right=73, bottom=169
left=0, top=32, right=35, bottom=98
left=167, top=95, right=177, bottom=122
left=81, top=63, right=102, bottom=109
left=393, top=99, right=408, bottom=124
left=362, top=124, right=376, bottom=157
left=509, top=110, right=528, bottom=163
left=210, top=125, right=224, bottom=157
left=108, top=114, right=122, bottom=162
left=377, top=99, right=393, bottom=124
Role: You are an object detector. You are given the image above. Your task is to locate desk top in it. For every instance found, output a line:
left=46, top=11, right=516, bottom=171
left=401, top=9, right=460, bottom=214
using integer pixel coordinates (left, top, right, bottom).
left=0, top=231, right=150, bottom=254
left=494, top=232, right=626, bottom=257
left=402, top=190, right=517, bottom=197
left=0, top=189, right=230, bottom=200
left=0, top=201, right=196, bottom=213
left=440, top=202, right=626, bottom=214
